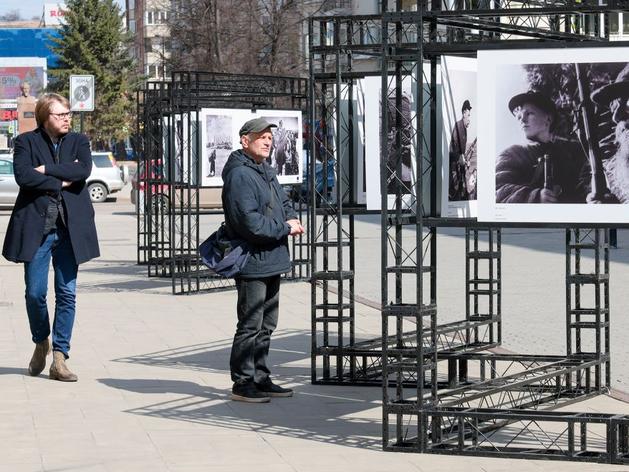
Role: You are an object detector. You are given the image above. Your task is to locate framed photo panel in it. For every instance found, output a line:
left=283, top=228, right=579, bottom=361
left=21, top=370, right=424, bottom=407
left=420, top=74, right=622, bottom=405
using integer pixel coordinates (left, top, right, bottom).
left=441, top=56, right=478, bottom=218
left=201, top=108, right=303, bottom=187
left=200, top=108, right=251, bottom=187
left=364, top=75, right=417, bottom=211
left=172, top=113, right=200, bottom=185
left=477, top=47, right=629, bottom=223
left=256, top=110, right=303, bottom=185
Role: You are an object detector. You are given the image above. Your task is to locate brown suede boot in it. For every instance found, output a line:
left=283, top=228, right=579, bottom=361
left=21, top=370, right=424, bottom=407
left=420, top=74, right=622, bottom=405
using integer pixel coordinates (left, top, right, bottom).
left=28, top=338, right=51, bottom=376
left=49, top=351, right=78, bottom=382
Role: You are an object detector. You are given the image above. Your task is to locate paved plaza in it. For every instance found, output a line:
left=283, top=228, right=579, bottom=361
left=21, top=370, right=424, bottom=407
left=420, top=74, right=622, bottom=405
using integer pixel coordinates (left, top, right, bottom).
left=0, top=195, right=628, bottom=472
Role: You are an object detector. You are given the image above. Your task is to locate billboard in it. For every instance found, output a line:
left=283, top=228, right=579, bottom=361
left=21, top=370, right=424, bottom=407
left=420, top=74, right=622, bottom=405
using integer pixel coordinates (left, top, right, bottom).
left=0, top=58, right=47, bottom=101
left=44, top=3, right=68, bottom=27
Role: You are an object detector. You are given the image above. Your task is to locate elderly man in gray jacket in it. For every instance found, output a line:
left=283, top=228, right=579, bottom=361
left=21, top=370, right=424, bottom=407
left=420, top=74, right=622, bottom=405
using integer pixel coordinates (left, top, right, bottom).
left=221, top=117, right=305, bottom=403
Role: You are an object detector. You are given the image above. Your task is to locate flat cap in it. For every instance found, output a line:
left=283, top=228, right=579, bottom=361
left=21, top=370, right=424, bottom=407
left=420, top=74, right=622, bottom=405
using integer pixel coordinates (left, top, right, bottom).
left=239, top=117, right=277, bottom=136
left=508, top=91, right=556, bottom=117
left=591, top=63, right=629, bottom=107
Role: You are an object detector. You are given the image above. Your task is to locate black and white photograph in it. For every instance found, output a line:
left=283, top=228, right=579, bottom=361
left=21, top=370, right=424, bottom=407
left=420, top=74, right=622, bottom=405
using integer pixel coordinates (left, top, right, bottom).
left=201, top=108, right=250, bottom=187
left=364, top=75, right=417, bottom=211
left=172, top=115, right=200, bottom=185
left=441, top=56, right=478, bottom=218
left=477, top=47, right=629, bottom=223
left=258, top=110, right=303, bottom=185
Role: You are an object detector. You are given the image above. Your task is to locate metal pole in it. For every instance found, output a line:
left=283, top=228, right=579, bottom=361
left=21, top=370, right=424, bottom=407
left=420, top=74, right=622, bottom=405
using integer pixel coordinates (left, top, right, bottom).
left=80, top=112, right=84, bottom=134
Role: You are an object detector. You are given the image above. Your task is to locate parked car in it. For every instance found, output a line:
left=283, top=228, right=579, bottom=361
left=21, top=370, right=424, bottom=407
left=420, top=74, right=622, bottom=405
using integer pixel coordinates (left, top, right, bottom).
left=130, top=158, right=222, bottom=213
left=288, top=154, right=335, bottom=203
left=130, top=159, right=169, bottom=213
left=0, top=156, right=19, bottom=209
left=88, top=152, right=130, bottom=203
left=0, top=152, right=129, bottom=208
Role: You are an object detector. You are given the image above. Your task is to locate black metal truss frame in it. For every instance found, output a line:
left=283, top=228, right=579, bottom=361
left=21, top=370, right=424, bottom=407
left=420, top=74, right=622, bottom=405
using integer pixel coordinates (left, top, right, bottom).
left=135, top=82, right=173, bottom=275
left=309, top=0, right=624, bottom=463
left=135, top=72, right=310, bottom=294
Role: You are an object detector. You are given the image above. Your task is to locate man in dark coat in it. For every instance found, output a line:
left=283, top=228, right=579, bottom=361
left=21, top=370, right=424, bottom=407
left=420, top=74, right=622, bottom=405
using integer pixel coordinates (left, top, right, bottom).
left=273, top=120, right=287, bottom=175
left=495, top=91, right=590, bottom=204
left=207, top=148, right=216, bottom=177
left=222, top=117, right=305, bottom=403
left=449, top=99, right=472, bottom=200
left=2, top=93, right=100, bottom=382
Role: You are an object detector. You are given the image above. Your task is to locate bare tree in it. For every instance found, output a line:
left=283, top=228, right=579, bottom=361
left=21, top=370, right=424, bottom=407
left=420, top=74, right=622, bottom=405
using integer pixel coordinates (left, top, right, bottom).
left=0, top=9, right=21, bottom=22
left=163, top=0, right=332, bottom=77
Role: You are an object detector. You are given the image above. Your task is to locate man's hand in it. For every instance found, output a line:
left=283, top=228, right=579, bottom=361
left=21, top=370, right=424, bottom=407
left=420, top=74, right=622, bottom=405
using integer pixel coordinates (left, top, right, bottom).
left=34, top=165, right=45, bottom=174
left=540, top=187, right=560, bottom=203
left=287, top=219, right=306, bottom=236
left=61, top=181, right=72, bottom=188
left=587, top=192, right=620, bottom=204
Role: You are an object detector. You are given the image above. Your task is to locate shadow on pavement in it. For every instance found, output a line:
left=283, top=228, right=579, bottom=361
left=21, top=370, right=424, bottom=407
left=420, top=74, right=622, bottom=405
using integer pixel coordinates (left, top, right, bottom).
left=99, top=328, right=383, bottom=450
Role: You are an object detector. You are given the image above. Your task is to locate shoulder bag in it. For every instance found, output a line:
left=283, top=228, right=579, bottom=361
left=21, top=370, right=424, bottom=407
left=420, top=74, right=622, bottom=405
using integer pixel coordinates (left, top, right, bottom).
left=199, top=178, right=278, bottom=278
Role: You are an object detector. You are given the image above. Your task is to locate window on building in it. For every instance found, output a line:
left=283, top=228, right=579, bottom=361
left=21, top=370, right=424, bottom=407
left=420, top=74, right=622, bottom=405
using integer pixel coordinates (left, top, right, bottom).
left=151, top=37, right=172, bottom=55
left=146, top=10, right=168, bottom=25
left=128, top=0, right=134, bottom=9
left=129, top=19, right=136, bottom=33
left=610, top=12, right=619, bottom=34
left=622, top=12, right=629, bottom=34
left=147, top=64, right=168, bottom=79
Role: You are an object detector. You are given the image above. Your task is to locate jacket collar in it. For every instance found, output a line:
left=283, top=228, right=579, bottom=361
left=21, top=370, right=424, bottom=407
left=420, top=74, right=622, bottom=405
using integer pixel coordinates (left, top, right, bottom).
left=240, top=149, right=277, bottom=179
left=33, top=127, right=66, bottom=163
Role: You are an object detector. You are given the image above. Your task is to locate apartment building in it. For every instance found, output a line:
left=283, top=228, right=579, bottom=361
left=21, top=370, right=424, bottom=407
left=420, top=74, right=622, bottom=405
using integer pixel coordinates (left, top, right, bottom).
left=126, top=0, right=170, bottom=80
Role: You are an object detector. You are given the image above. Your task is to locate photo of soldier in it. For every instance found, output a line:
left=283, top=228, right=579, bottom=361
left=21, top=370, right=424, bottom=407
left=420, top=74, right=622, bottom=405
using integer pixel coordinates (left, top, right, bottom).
left=204, top=113, right=233, bottom=183
left=261, top=115, right=301, bottom=182
left=449, top=100, right=477, bottom=201
left=383, top=91, right=413, bottom=194
left=495, top=91, right=591, bottom=204
left=492, top=60, right=629, bottom=206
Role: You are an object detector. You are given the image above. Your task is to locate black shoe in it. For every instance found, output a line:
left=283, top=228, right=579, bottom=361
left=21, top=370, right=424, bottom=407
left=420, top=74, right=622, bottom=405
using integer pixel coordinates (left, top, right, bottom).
left=255, top=381, right=294, bottom=397
left=231, top=384, right=270, bottom=403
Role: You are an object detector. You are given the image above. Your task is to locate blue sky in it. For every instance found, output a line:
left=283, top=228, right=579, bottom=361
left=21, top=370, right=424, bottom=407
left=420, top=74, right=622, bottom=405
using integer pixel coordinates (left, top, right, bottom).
left=0, top=0, right=126, bottom=21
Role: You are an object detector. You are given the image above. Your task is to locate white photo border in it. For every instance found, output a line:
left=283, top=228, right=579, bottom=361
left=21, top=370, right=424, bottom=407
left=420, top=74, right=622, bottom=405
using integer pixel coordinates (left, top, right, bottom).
left=477, top=47, right=629, bottom=224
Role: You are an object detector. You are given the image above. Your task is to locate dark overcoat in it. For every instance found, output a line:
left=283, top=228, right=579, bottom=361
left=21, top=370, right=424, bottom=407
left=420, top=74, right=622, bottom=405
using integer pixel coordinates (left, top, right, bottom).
left=2, top=128, right=100, bottom=265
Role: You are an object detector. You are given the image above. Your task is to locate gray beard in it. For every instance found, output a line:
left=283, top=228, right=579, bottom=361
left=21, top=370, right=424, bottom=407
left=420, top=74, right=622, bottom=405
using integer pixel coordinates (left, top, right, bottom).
left=613, top=122, right=629, bottom=193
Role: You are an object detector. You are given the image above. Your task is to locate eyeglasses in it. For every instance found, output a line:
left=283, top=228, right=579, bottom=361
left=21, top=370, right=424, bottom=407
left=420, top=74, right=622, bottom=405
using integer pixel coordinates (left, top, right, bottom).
left=51, top=112, right=73, bottom=121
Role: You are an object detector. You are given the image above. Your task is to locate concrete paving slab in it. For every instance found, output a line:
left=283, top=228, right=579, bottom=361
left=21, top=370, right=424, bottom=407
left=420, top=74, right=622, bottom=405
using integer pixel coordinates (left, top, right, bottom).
left=0, top=202, right=628, bottom=471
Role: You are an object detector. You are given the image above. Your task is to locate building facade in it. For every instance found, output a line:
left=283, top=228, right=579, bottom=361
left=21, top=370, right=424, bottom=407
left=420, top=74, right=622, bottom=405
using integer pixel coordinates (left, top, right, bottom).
left=126, top=0, right=170, bottom=80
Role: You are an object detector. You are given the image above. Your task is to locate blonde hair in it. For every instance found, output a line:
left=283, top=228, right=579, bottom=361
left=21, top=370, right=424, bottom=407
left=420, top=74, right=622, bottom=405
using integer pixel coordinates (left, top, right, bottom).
left=35, top=93, right=71, bottom=127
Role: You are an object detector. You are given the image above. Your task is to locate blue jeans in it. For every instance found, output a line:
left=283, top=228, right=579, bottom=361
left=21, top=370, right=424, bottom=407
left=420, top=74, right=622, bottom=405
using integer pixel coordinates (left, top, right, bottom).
left=24, top=227, right=78, bottom=358
left=230, top=275, right=281, bottom=387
